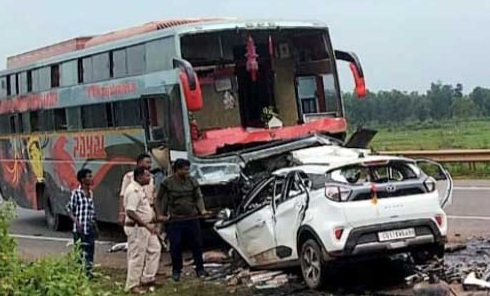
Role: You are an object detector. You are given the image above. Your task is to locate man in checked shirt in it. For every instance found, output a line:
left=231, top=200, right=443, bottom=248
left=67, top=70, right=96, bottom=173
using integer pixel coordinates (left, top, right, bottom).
left=66, top=168, right=97, bottom=279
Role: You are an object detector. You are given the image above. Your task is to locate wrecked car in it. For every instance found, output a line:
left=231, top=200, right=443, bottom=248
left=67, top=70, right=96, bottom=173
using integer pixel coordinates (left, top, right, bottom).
left=214, top=146, right=453, bottom=289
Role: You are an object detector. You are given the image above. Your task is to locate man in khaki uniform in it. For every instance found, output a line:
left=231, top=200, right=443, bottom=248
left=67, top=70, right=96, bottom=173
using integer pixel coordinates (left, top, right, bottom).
left=118, top=153, right=155, bottom=224
left=123, top=167, right=163, bottom=294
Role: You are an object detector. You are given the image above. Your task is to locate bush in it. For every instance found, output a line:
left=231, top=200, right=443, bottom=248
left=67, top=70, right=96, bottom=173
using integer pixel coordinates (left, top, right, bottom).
left=0, top=201, right=106, bottom=296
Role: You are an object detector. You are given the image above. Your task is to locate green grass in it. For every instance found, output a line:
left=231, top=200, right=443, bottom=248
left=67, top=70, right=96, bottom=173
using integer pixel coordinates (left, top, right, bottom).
left=91, top=267, right=251, bottom=296
left=362, top=119, right=490, bottom=178
left=369, top=119, right=490, bottom=151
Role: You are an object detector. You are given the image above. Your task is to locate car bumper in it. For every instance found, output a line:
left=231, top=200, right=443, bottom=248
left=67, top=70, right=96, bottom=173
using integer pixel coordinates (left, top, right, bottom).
left=328, top=219, right=445, bottom=258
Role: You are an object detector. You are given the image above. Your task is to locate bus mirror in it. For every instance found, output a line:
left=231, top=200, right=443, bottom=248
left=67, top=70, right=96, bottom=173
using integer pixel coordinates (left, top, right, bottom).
left=173, top=58, right=203, bottom=111
left=334, top=50, right=367, bottom=98
left=349, top=63, right=367, bottom=98
left=179, top=71, right=203, bottom=111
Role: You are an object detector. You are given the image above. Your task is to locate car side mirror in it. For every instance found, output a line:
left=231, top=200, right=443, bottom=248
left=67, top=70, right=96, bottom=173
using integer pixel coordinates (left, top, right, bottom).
left=217, top=208, right=232, bottom=221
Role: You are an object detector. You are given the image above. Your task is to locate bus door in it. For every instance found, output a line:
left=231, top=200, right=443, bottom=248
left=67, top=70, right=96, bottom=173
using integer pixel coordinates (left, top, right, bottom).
left=141, top=94, right=172, bottom=178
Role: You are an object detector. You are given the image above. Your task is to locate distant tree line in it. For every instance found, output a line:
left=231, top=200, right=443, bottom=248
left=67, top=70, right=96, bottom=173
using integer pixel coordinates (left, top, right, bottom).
left=343, top=82, right=490, bottom=126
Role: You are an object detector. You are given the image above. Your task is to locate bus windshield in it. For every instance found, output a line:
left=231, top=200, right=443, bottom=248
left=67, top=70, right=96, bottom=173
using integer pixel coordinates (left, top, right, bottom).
left=180, top=28, right=345, bottom=157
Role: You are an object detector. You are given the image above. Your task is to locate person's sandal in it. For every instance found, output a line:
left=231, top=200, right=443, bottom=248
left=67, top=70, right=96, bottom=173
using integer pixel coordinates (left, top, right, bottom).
left=130, top=286, right=147, bottom=294
left=142, top=278, right=165, bottom=288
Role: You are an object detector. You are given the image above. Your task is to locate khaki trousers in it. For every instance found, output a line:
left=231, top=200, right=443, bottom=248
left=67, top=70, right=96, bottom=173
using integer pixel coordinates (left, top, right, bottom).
left=124, top=226, right=162, bottom=291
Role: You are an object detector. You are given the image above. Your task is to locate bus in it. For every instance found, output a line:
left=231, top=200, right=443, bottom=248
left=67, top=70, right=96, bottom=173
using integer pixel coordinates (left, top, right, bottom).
left=0, top=18, right=367, bottom=230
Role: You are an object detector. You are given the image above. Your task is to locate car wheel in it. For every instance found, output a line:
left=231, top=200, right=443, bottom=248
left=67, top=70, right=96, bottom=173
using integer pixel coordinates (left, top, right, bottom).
left=300, top=239, right=327, bottom=289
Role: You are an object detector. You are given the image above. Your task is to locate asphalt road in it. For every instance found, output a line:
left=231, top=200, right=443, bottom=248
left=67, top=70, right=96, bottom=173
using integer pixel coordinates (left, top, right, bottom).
left=8, top=180, right=490, bottom=242
left=6, top=180, right=490, bottom=295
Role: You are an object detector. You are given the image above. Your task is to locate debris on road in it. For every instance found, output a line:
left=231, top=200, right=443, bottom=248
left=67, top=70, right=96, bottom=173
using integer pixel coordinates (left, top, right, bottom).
left=444, top=243, right=467, bottom=253
left=463, top=272, right=490, bottom=291
left=406, top=238, right=490, bottom=292
left=108, top=242, right=127, bottom=253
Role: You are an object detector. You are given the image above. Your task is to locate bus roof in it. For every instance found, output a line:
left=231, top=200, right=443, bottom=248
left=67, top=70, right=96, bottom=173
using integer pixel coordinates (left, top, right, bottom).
left=3, top=18, right=328, bottom=73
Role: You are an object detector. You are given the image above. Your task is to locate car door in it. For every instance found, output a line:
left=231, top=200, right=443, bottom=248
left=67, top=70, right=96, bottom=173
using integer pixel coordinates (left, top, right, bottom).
left=273, top=172, right=309, bottom=261
left=235, top=177, right=278, bottom=266
left=415, top=159, right=453, bottom=208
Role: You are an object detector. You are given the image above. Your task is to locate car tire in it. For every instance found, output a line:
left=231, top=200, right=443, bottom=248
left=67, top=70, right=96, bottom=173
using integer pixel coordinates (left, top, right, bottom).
left=300, top=239, right=328, bottom=289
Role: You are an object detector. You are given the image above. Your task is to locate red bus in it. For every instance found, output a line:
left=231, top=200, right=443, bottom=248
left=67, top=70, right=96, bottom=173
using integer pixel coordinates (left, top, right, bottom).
left=0, top=18, right=366, bottom=230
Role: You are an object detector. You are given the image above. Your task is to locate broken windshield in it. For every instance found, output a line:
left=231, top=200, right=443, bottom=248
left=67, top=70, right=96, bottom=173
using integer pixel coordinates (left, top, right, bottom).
left=180, top=28, right=343, bottom=156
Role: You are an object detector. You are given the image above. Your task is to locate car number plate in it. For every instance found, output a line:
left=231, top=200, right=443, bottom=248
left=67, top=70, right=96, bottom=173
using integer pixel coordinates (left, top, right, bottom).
left=378, top=228, right=416, bottom=242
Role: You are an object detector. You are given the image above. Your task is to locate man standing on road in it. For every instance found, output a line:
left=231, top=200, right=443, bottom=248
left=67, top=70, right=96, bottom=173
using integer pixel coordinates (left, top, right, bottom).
left=118, top=153, right=155, bottom=225
left=157, top=158, right=211, bottom=282
left=124, top=167, right=164, bottom=294
left=66, top=168, right=97, bottom=279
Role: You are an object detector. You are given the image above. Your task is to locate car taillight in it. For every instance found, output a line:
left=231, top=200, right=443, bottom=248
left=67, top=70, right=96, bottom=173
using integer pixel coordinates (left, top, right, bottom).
left=334, top=228, right=344, bottom=240
left=424, top=177, right=436, bottom=192
left=435, top=215, right=443, bottom=227
left=325, top=185, right=352, bottom=202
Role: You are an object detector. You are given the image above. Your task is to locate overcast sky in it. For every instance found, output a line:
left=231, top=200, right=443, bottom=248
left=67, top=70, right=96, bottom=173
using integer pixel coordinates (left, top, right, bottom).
left=1, top=0, right=489, bottom=94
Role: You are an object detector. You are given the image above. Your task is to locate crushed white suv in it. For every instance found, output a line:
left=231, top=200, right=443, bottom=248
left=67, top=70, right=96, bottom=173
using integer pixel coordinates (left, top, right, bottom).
left=214, top=146, right=453, bottom=289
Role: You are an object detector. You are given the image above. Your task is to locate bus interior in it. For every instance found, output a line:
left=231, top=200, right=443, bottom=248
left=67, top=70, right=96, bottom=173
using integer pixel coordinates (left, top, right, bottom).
left=180, top=28, right=343, bottom=156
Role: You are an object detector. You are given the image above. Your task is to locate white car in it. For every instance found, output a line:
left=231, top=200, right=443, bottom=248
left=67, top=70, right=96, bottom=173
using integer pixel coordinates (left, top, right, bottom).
left=214, top=149, right=453, bottom=289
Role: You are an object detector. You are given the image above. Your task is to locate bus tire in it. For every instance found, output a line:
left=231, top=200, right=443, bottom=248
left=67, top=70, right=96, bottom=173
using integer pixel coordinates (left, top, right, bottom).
left=43, top=191, right=62, bottom=231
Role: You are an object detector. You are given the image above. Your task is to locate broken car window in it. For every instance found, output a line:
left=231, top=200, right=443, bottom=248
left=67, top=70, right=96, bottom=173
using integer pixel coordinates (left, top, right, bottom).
left=329, top=161, right=418, bottom=184
left=243, top=179, right=275, bottom=212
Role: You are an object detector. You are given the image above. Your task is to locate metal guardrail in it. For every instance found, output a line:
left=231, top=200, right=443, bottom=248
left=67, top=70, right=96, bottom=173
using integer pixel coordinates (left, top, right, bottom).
left=378, top=149, right=490, bottom=163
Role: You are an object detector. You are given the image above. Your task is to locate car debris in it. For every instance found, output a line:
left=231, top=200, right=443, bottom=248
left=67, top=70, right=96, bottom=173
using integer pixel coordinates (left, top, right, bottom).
left=463, top=272, right=490, bottom=291
left=108, top=242, right=127, bottom=253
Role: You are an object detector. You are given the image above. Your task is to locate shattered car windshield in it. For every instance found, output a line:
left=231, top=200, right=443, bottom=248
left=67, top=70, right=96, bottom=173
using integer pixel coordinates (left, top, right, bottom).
left=329, top=161, right=419, bottom=184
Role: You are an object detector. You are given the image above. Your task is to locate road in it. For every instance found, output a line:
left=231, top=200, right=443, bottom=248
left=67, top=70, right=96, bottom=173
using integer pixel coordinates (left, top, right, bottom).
left=9, top=180, right=490, bottom=242
left=5, top=180, right=490, bottom=295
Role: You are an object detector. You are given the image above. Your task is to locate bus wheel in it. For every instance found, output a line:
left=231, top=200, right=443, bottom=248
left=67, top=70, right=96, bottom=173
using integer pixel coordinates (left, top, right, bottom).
left=43, top=193, right=61, bottom=231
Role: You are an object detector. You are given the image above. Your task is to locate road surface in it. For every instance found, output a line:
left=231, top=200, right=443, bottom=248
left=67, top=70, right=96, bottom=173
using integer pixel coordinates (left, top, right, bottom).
left=6, top=180, right=490, bottom=294
left=9, top=180, right=490, bottom=242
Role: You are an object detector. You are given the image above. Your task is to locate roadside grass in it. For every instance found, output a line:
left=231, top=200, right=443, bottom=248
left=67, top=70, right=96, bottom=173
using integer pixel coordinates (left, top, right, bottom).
left=91, top=267, right=250, bottom=296
left=365, top=119, right=490, bottom=178
left=370, top=119, right=490, bottom=151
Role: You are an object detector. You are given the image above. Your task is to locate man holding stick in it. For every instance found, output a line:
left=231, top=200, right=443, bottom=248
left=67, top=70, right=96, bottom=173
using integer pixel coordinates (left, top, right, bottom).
left=156, top=158, right=211, bottom=282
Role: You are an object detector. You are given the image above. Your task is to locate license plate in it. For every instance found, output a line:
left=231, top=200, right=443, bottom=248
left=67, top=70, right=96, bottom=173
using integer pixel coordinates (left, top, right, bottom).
left=378, top=228, right=416, bottom=242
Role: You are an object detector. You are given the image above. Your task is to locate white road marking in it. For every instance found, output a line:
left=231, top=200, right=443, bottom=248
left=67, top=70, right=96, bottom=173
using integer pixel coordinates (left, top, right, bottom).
left=10, top=234, right=114, bottom=245
left=454, top=186, right=490, bottom=191
left=448, top=215, right=490, bottom=221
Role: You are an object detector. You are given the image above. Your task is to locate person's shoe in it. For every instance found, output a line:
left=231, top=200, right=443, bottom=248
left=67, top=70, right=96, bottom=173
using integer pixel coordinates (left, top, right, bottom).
left=129, top=286, right=147, bottom=294
left=142, top=278, right=165, bottom=288
left=172, top=271, right=181, bottom=282
left=196, top=269, right=209, bottom=278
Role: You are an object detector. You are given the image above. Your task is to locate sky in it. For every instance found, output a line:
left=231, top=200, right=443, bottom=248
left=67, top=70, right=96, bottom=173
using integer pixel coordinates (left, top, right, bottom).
left=1, top=0, right=489, bottom=94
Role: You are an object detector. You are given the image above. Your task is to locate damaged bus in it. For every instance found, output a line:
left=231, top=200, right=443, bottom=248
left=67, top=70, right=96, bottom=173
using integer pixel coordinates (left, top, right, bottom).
left=0, top=18, right=367, bottom=230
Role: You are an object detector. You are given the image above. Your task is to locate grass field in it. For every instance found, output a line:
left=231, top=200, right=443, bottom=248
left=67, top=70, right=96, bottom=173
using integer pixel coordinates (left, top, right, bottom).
left=369, top=119, right=490, bottom=151
left=363, top=119, right=490, bottom=178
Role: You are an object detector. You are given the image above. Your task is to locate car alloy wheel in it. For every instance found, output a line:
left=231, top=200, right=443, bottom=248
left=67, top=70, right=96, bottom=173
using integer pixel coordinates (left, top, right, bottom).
left=300, top=239, right=326, bottom=289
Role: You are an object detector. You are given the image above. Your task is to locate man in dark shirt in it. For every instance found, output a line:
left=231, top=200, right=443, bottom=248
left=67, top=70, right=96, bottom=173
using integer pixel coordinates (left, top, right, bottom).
left=157, top=158, right=211, bottom=282
left=66, top=168, right=97, bottom=279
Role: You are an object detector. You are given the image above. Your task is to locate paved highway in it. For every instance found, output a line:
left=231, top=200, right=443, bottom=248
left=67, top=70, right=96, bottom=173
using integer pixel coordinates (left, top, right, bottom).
left=5, top=180, right=490, bottom=294
left=8, top=180, right=490, bottom=242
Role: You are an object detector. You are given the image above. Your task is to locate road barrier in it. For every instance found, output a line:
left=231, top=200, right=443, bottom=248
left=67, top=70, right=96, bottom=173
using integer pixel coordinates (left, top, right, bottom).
left=378, top=149, right=490, bottom=163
